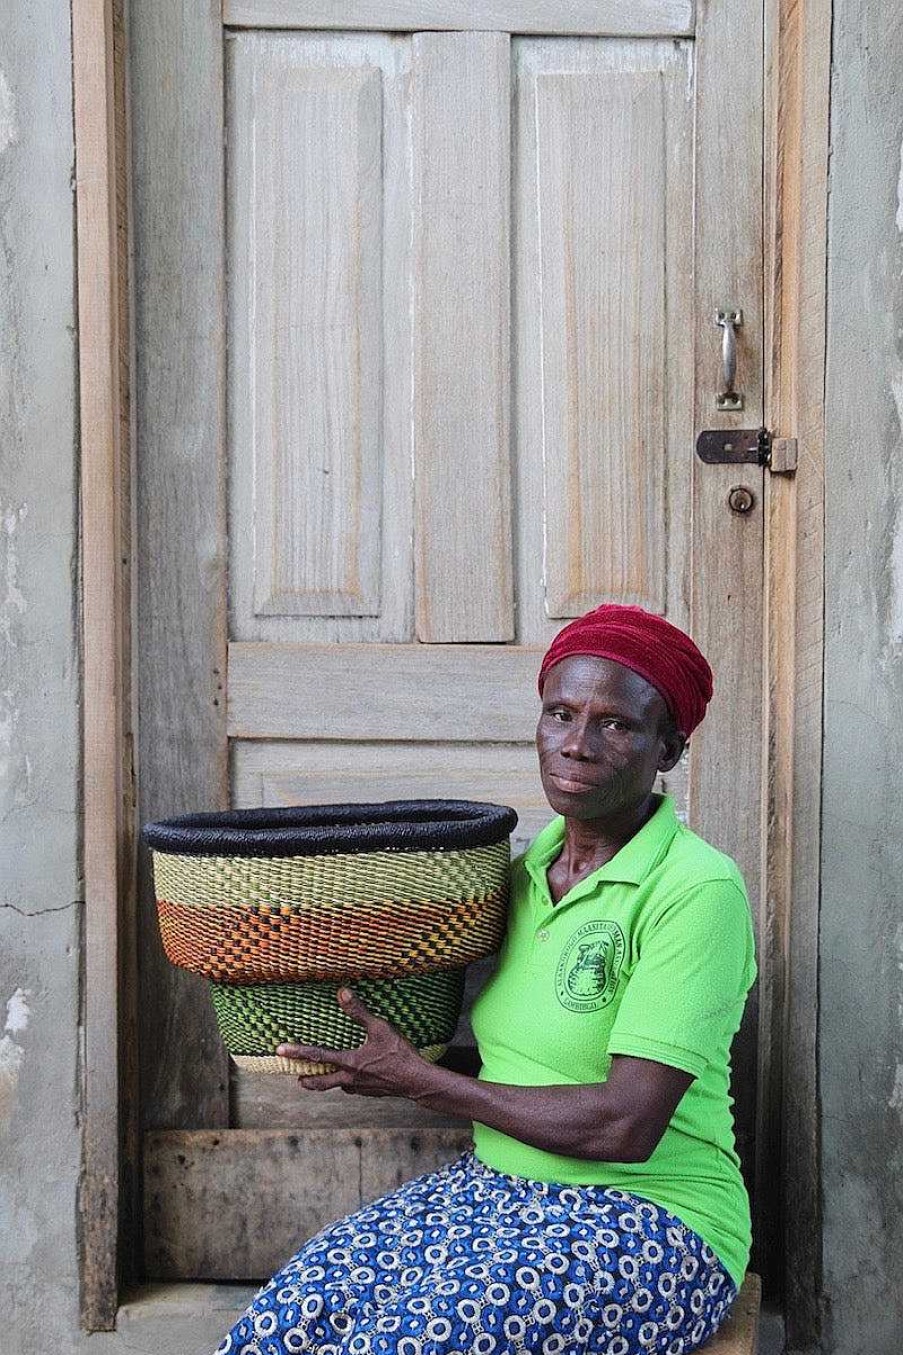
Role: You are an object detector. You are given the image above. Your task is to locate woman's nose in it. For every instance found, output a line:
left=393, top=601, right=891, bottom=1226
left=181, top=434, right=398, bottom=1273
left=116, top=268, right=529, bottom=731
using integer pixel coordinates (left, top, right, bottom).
left=561, top=720, right=594, bottom=759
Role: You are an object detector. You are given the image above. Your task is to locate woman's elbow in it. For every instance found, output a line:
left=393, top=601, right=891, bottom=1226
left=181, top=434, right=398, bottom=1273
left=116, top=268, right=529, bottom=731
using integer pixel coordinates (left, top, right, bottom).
left=574, top=1118, right=663, bottom=1164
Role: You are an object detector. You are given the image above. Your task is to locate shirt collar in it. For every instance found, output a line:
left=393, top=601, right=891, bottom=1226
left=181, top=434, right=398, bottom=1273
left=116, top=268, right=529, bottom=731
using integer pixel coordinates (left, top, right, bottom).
left=523, top=794, right=680, bottom=903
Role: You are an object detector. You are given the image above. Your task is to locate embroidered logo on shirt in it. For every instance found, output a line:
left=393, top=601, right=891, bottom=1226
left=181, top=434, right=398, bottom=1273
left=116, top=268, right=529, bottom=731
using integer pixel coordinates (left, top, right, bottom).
left=555, top=919, right=626, bottom=1012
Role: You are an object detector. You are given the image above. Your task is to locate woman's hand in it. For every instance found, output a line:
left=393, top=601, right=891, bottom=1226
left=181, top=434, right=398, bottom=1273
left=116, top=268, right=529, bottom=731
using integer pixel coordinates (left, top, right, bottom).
left=276, top=988, right=428, bottom=1098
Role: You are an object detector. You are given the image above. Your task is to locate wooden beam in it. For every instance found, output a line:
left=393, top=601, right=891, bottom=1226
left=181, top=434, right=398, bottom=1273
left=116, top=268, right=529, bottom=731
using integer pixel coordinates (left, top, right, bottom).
left=762, top=0, right=830, bottom=1338
left=689, top=0, right=764, bottom=1235
left=73, top=0, right=131, bottom=1331
left=223, top=0, right=696, bottom=37
left=227, top=642, right=544, bottom=741
left=131, top=0, right=231, bottom=1132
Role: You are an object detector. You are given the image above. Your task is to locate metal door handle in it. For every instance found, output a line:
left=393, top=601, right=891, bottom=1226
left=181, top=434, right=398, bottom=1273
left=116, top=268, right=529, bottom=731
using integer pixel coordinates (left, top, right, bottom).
left=715, top=308, right=743, bottom=411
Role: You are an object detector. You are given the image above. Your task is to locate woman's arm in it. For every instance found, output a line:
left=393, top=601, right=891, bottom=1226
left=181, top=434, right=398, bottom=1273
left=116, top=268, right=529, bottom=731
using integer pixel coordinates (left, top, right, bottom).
left=277, top=989, right=691, bottom=1164
left=411, top=1050, right=691, bottom=1163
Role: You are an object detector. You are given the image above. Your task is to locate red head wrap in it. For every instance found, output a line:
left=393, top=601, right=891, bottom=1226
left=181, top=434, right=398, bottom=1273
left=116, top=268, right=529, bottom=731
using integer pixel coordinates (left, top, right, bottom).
left=537, top=604, right=713, bottom=736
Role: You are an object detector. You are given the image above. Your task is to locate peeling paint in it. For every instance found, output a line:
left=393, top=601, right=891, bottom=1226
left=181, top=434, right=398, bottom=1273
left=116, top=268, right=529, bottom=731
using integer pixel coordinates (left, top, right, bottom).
left=890, top=377, right=903, bottom=650
left=0, top=497, right=29, bottom=817
left=892, top=374, right=903, bottom=435
left=0, top=1033, right=24, bottom=1134
left=895, top=930, right=903, bottom=1118
left=0, top=684, right=29, bottom=818
left=5, top=987, right=31, bottom=1035
left=0, top=69, right=17, bottom=157
left=0, top=990, right=31, bottom=1133
left=889, top=140, right=903, bottom=654
left=890, top=1059, right=903, bottom=1117
left=0, top=498, right=28, bottom=649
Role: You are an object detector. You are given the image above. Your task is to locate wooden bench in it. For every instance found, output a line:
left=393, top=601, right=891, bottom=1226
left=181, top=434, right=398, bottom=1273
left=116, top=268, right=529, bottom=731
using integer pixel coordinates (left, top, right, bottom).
left=701, top=1274, right=761, bottom=1354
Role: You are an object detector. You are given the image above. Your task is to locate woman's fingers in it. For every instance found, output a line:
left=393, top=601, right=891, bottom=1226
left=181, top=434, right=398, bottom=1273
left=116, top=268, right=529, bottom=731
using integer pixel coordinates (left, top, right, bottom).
left=277, top=991, right=387, bottom=1066
left=336, top=987, right=381, bottom=1030
left=276, top=991, right=398, bottom=1094
left=276, top=1041, right=347, bottom=1064
left=297, top=1070, right=354, bottom=1091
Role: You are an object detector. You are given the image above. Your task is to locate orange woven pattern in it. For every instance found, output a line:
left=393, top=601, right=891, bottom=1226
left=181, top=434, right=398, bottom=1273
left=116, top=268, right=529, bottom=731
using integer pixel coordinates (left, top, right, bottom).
left=156, top=889, right=507, bottom=983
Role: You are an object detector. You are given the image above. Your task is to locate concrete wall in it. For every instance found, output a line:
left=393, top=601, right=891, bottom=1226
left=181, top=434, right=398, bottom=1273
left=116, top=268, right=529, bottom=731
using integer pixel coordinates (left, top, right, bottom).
left=0, top=1, right=83, bottom=1353
left=820, top=2, right=903, bottom=1352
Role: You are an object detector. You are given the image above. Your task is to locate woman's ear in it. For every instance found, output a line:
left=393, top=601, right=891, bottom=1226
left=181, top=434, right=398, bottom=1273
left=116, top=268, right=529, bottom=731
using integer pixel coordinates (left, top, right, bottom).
left=658, top=728, right=687, bottom=774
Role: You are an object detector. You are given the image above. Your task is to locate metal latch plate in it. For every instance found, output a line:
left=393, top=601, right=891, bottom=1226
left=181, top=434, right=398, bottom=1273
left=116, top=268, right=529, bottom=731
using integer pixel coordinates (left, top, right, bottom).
left=695, top=428, right=798, bottom=473
left=696, top=428, right=768, bottom=465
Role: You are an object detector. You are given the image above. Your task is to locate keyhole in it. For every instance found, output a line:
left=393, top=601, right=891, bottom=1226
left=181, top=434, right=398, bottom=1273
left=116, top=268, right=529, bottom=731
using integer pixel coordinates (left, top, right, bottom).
left=727, top=486, right=756, bottom=514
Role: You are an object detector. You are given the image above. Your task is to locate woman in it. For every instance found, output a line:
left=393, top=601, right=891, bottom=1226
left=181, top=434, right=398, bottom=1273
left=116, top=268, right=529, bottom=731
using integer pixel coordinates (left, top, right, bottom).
left=218, top=604, right=756, bottom=1355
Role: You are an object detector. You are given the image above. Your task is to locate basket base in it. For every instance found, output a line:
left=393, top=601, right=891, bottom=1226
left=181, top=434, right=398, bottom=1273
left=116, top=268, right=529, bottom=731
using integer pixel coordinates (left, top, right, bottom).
left=231, top=1044, right=448, bottom=1076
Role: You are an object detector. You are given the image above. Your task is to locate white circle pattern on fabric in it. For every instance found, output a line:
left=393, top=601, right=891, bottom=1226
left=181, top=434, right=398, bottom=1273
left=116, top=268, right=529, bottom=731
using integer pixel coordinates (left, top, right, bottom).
left=216, top=1152, right=739, bottom=1355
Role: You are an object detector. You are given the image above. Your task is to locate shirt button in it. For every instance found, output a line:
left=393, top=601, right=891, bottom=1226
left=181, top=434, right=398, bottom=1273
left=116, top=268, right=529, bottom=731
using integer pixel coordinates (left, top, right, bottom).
left=537, top=929, right=550, bottom=941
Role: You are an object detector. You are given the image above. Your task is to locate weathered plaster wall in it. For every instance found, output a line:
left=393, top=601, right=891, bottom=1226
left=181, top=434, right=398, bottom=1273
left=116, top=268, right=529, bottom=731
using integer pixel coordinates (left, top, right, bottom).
left=0, top=1, right=83, bottom=1353
left=821, top=3, right=903, bottom=1352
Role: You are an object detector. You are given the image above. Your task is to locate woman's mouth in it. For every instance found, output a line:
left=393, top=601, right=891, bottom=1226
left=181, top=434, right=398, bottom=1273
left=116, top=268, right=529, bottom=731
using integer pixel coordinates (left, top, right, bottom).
left=547, top=770, right=601, bottom=793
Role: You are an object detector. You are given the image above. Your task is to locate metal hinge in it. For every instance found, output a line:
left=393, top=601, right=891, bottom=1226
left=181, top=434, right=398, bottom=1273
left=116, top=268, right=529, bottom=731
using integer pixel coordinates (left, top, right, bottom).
left=695, top=427, right=798, bottom=474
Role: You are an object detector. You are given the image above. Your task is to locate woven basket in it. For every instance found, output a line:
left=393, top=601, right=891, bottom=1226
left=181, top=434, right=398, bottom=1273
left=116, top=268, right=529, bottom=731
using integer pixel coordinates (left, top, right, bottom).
left=142, top=800, right=517, bottom=983
left=210, top=969, right=465, bottom=1075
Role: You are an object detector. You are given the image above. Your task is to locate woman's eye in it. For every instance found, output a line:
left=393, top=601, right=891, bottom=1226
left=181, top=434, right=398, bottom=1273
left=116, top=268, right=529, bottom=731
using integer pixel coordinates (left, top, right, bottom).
left=548, top=708, right=570, bottom=722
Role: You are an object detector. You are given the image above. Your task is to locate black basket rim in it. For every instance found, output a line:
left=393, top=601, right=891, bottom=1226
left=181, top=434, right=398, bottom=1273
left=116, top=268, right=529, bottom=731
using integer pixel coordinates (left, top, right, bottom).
left=141, top=798, right=518, bottom=858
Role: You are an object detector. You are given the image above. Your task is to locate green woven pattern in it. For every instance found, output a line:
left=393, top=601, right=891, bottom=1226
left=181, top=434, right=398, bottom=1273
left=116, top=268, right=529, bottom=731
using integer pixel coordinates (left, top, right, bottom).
left=209, top=969, right=466, bottom=1056
left=153, top=841, right=510, bottom=910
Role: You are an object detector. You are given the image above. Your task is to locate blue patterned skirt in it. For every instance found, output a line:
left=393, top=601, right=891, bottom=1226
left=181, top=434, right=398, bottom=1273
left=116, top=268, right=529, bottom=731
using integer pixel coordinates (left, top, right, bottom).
left=217, top=1152, right=737, bottom=1355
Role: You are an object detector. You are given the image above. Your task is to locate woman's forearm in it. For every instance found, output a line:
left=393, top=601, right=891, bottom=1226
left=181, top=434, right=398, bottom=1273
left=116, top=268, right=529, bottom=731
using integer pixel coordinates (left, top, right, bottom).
left=276, top=991, right=685, bottom=1161
left=406, top=1060, right=646, bottom=1163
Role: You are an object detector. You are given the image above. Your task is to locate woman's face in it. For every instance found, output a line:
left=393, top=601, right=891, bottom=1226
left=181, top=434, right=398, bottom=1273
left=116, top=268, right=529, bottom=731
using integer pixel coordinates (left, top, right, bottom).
left=536, top=655, right=685, bottom=822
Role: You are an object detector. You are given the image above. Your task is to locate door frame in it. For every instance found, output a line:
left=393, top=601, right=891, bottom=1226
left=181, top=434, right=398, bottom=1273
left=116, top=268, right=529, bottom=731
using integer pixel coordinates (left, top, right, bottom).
left=73, top=0, right=830, bottom=1340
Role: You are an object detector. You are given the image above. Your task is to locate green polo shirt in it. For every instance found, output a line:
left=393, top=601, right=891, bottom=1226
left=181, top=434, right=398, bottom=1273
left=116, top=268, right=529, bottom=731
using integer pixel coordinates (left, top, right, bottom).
left=470, top=794, right=756, bottom=1287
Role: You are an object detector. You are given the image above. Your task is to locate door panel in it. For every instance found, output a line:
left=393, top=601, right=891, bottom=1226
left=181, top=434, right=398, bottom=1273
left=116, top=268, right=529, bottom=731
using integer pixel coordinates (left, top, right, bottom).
left=412, top=32, right=515, bottom=641
left=230, top=53, right=384, bottom=620
left=228, top=34, right=414, bottom=644
left=513, top=40, right=693, bottom=632
left=135, top=1, right=766, bottom=1281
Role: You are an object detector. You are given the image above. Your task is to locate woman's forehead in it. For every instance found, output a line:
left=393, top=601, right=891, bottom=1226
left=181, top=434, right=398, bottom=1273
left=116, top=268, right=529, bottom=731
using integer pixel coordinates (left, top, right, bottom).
left=541, top=654, right=665, bottom=714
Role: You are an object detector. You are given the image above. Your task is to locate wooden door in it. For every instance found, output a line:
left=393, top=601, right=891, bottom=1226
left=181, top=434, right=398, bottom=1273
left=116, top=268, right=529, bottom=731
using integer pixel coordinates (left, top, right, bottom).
left=132, top=0, right=767, bottom=1281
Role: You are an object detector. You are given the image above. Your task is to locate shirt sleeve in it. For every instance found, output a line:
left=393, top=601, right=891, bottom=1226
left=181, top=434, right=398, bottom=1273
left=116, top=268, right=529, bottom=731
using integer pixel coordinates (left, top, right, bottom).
left=606, top=878, right=756, bottom=1080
